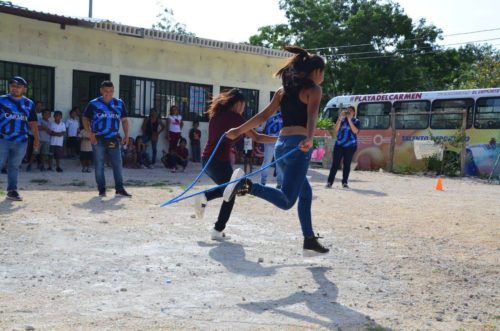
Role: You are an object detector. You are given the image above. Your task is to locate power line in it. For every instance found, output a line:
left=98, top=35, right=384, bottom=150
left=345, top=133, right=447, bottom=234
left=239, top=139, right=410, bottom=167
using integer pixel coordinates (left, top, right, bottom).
left=328, top=37, right=500, bottom=58
left=326, top=43, right=500, bottom=61
left=306, top=27, right=500, bottom=51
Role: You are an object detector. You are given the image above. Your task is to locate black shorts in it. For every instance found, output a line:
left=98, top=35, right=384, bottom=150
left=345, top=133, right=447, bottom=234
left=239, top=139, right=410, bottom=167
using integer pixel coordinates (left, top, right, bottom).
left=67, top=137, right=80, bottom=150
left=80, top=151, right=93, bottom=161
left=50, top=145, right=64, bottom=160
left=244, top=150, right=253, bottom=158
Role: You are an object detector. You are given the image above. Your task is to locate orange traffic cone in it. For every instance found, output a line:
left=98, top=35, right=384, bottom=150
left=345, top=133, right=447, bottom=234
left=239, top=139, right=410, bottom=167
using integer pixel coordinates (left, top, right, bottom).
left=435, top=178, right=444, bottom=191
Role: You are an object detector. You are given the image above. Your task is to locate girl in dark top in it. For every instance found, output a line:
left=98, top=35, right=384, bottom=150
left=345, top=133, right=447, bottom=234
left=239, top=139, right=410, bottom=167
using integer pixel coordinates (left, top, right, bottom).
left=224, top=46, right=329, bottom=256
left=141, top=109, right=164, bottom=165
left=326, top=106, right=360, bottom=188
left=193, top=89, right=276, bottom=241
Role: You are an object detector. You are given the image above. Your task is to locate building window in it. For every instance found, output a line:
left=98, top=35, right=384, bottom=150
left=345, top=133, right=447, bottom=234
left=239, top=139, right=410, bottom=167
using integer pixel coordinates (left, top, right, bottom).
left=119, top=75, right=212, bottom=121
left=73, top=70, right=110, bottom=113
left=394, top=100, right=430, bottom=129
left=431, top=98, right=473, bottom=130
left=357, top=102, right=391, bottom=129
left=0, top=60, right=54, bottom=109
left=475, top=97, right=500, bottom=129
left=220, top=86, right=259, bottom=119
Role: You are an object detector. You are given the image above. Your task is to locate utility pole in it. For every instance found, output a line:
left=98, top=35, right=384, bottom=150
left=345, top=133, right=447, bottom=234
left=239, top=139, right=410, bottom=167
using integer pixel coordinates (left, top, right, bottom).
left=89, top=0, right=93, bottom=18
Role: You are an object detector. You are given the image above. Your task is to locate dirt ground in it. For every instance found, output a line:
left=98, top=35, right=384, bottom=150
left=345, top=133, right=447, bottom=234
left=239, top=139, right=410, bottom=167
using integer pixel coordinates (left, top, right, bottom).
left=0, top=160, right=499, bottom=330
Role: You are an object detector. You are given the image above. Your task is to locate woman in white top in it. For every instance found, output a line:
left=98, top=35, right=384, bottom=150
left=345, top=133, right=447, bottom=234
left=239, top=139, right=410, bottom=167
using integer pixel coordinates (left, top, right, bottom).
left=166, top=105, right=183, bottom=152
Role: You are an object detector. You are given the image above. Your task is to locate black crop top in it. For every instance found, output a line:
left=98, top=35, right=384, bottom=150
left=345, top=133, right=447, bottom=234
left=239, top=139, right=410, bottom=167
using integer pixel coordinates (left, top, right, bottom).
left=280, top=91, right=308, bottom=128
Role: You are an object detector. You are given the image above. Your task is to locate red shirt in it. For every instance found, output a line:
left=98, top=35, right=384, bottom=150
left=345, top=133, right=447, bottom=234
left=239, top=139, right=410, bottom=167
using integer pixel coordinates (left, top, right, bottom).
left=202, top=111, right=245, bottom=161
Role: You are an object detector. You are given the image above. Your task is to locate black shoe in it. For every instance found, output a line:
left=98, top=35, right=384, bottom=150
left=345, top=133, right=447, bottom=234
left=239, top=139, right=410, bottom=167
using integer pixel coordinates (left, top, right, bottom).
left=303, top=235, right=329, bottom=256
left=342, top=183, right=349, bottom=189
left=1, top=168, right=6, bottom=174
left=98, top=189, right=106, bottom=197
left=26, top=164, right=32, bottom=172
left=116, top=189, right=132, bottom=198
left=325, top=182, right=332, bottom=188
left=56, top=167, right=63, bottom=173
left=7, top=190, right=22, bottom=201
left=47, top=167, right=53, bottom=171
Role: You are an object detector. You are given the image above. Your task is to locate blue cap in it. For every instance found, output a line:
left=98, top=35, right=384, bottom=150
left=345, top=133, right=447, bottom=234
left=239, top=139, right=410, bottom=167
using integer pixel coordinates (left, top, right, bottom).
left=9, top=76, right=28, bottom=86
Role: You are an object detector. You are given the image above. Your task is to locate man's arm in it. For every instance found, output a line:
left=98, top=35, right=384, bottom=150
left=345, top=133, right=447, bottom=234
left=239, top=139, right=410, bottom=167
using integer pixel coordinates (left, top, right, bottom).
left=29, top=121, right=40, bottom=150
left=121, top=118, right=129, bottom=146
left=82, top=117, right=97, bottom=145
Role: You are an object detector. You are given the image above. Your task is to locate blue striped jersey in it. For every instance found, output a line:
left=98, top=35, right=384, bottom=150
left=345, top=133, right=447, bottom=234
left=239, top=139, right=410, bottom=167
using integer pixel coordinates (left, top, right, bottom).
left=83, top=97, right=127, bottom=138
left=0, top=94, right=37, bottom=143
left=335, top=118, right=361, bottom=147
left=265, top=112, right=283, bottom=136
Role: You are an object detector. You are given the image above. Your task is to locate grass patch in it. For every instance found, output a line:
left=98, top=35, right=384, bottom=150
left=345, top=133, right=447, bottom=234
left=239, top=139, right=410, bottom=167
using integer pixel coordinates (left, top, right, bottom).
left=124, top=179, right=148, bottom=187
left=30, top=178, right=49, bottom=185
left=150, top=181, right=169, bottom=187
left=65, top=180, right=87, bottom=187
left=0, top=190, right=5, bottom=196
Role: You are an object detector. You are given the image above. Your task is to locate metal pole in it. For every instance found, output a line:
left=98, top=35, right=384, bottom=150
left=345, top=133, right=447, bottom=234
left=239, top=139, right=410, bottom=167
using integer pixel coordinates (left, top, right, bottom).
left=89, top=0, right=93, bottom=18
left=389, top=107, right=396, bottom=172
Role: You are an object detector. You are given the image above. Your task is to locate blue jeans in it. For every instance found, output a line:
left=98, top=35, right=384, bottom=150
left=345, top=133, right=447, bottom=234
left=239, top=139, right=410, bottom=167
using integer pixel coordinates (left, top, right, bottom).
left=260, top=142, right=283, bottom=186
left=250, top=135, right=314, bottom=238
left=92, top=138, right=124, bottom=191
left=142, top=135, right=158, bottom=164
left=0, top=139, right=28, bottom=191
left=202, top=156, right=235, bottom=232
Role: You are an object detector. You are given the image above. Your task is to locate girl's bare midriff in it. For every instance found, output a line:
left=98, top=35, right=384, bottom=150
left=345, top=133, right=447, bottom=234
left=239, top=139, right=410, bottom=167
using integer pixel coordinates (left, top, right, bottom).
left=280, top=126, right=308, bottom=136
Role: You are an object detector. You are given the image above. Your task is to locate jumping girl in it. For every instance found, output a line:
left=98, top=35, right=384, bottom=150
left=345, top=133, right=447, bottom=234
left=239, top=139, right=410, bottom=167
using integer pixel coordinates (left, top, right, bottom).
left=193, top=89, right=276, bottom=240
left=224, top=46, right=329, bottom=256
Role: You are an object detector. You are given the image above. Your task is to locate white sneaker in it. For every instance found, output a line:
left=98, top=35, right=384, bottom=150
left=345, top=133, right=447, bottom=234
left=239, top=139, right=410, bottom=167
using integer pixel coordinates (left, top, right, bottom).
left=223, top=168, right=245, bottom=202
left=194, top=193, right=207, bottom=219
left=211, top=229, right=230, bottom=241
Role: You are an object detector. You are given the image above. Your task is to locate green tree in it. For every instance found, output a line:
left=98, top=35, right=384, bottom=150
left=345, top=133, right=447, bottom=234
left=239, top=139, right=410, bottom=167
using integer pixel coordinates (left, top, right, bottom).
left=152, top=6, right=194, bottom=36
left=250, top=0, right=497, bottom=98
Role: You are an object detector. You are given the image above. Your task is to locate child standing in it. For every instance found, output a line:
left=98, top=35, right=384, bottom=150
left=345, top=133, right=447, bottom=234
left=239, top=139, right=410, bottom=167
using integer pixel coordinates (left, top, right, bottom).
left=50, top=111, right=66, bottom=172
left=243, top=135, right=253, bottom=174
left=189, top=120, right=202, bottom=162
left=79, top=126, right=93, bottom=172
left=166, top=105, right=183, bottom=152
left=65, top=108, right=80, bottom=158
left=39, top=109, right=52, bottom=171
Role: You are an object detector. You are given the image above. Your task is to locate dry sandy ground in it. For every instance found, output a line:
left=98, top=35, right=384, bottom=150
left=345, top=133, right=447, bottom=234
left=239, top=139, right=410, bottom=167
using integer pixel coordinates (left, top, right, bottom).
left=0, top=160, right=499, bottom=330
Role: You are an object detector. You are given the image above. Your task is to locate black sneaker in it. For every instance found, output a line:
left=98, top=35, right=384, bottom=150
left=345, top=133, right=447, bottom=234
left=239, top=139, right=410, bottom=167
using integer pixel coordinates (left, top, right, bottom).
left=342, top=183, right=349, bottom=189
left=98, top=189, right=107, bottom=197
left=303, top=235, right=329, bottom=257
left=116, top=189, right=132, bottom=198
left=7, top=190, right=22, bottom=201
left=223, top=168, right=245, bottom=202
left=325, top=182, right=332, bottom=189
left=47, top=167, right=53, bottom=171
left=223, top=175, right=252, bottom=202
left=56, top=167, right=63, bottom=173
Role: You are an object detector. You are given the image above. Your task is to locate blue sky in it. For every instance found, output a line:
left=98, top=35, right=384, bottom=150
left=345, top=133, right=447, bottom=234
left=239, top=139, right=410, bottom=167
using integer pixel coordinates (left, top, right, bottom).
left=8, top=0, right=500, bottom=48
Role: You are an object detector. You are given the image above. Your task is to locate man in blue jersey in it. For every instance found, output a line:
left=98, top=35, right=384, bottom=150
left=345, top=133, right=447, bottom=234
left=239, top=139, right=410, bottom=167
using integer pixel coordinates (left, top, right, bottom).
left=83, top=81, right=131, bottom=197
left=326, top=106, right=361, bottom=188
left=0, top=76, right=40, bottom=201
left=260, top=109, right=283, bottom=188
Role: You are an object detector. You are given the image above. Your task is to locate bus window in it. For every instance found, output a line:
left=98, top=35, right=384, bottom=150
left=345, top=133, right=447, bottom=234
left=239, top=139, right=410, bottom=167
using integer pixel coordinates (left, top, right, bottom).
left=357, top=102, right=391, bottom=129
left=431, top=98, right=473, bottom=129
left=394, top=100, right=430, bottom=129
left=322, top=107, right=339, bottom=122
left=475, top=97, right=500, bottom=129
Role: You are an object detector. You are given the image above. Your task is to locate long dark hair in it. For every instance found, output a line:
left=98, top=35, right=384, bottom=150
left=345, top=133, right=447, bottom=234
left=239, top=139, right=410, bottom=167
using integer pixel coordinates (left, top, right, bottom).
left=206, top=88, right=246, bottom=119
left=275, top=46, right=326, bottom=94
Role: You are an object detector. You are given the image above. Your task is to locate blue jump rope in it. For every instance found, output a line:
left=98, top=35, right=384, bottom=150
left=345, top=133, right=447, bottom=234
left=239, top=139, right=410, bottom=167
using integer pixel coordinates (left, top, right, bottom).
left=160, top=134, right=300, bottom=207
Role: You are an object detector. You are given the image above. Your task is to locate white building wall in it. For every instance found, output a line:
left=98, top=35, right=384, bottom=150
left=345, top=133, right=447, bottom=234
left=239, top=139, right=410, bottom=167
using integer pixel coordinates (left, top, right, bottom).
left=0, top=13, right=285, bottom=154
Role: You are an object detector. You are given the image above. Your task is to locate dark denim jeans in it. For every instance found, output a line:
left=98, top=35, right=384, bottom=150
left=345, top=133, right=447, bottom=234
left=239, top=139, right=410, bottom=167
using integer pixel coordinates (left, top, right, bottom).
left=327, top=144, right=357, bottom=185
left=142, top=135, right=158, bottom=165
left=202, top=156, right=235, bottom=232
left=0, top=139, right=27, bottom=191
left=92, top=137, right=124, bottom=192
left=249, top=135, right=314, bottom=238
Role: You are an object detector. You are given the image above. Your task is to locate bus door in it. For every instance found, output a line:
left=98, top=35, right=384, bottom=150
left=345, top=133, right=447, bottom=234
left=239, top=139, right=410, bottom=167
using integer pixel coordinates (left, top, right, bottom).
left=355, top=101, right=392, bottom=170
